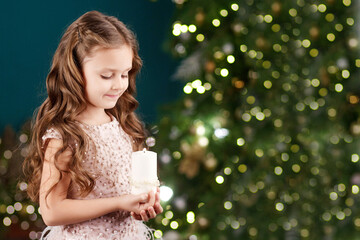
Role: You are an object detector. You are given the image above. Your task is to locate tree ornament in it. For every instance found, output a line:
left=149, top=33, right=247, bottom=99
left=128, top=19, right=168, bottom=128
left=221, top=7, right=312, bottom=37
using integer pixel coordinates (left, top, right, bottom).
left=222, top=43, right=234, bottom=54
left=205, top=60, right=216, bottom=73
left=179, top=141, right=206, bottom=178
left=256, top=37, right=267, bottom=49
left=198, top=216, right=209, bottom=228
left=174, top=196, right=187, bottom=210
left=319, top=67, right=330, bottom=87
left=350, top=121, right=360, bottom=136
left=271, top=2, right=282, bottom=15
left=336, top=58, right=349, bottom=69
left=195, top=9, right=205, bottom=25
left=163, top=231, right=181, bottom=240
left=232, top=23, right=244, bottom=34
left=309, top=26, right=320, bottom=39
left=204, top=153, right=217, bottom=171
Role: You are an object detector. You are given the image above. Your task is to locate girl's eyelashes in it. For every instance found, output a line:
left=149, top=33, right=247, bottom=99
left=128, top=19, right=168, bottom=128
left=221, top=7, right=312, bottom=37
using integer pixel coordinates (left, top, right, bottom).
left=100, top=72, right=129, bottom=79
left=101, top=74, right=113, bottom=79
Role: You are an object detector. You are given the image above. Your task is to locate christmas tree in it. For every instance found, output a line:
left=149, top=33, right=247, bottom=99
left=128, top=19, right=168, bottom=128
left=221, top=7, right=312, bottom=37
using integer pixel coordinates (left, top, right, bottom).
left=0, top=123, right=46, bottom=239
left=151, top=0, right=360, bottom=239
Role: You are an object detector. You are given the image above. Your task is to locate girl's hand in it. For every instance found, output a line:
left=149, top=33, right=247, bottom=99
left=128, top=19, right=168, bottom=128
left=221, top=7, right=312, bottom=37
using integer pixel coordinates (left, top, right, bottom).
left=131, top=187, right=163, bottom=221
left=119, top=191, right=154, bottom=214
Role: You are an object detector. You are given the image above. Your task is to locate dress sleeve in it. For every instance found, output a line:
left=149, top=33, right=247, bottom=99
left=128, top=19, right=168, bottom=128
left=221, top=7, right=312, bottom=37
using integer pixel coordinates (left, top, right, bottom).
left=42, top=128, right=62, bottom=142
left=41, top=128, right=62, bottom=149
left=42, top=128, right=77, bottom=152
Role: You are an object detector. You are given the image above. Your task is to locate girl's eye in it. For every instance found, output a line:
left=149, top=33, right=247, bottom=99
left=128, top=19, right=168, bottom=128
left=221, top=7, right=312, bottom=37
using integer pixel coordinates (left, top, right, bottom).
left=121, top=75, right=129, bottom=79
left=101, top=74, right=113, bottom=79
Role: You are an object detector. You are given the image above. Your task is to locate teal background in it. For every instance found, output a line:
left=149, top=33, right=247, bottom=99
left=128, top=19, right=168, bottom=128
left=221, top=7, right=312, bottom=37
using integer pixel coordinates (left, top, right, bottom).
left=0, top=0, right=181, bottom=132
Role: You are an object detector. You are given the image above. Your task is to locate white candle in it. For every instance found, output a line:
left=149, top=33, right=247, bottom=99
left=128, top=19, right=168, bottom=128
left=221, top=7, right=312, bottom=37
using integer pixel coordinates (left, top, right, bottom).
left=131, top=148, right=159, bottom=194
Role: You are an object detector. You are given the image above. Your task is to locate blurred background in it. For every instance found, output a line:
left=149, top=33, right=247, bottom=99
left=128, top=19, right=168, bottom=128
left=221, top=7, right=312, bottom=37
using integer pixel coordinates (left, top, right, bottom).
left=1, top=0, right=360, bottom=239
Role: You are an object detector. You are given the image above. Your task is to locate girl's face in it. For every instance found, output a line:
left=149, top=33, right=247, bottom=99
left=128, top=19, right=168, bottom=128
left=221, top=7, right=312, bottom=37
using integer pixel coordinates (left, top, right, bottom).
left=81, top=45, right=133, bottom=113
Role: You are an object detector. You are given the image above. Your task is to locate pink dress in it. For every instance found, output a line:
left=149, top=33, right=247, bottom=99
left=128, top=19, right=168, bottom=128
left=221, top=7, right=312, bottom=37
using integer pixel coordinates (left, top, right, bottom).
left=41, top=117, right=152, bottom=240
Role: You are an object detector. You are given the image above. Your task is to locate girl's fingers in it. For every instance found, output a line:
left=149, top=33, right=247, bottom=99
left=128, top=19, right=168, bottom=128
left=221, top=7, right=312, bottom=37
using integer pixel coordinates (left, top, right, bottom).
left=148, top=190, right=156, bottom=207
left=131, top=212, right=142, bottom=220
left=154, top=203, right=163, bottom=214
left=140, top=210, right=149, bottom=221
left=147, top=207, right=156, bottom=219
left=155, top=191, right=160, bottom=202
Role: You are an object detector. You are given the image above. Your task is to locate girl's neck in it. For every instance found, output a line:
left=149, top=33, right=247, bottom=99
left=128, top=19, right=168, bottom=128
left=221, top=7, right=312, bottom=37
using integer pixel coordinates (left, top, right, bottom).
left=76, top=108, right=112, bottom=126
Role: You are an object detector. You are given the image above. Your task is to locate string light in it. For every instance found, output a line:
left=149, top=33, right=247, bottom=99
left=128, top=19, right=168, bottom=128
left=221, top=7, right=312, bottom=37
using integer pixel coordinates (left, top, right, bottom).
left=335, top=83, right=343, bottom=92
left=231, top=3, right=239, bottom=11
left=289, top=8, right=297, bottom=17
left=356, top=59, right=360, bottom=67
left=224, top=201, right=232, bottom=210
left=352, top=185, right=359, bottom=194
left=196, top=34, right=205, bottom=42
left=240, top=45, right=247, bottom=52
left=154, top=230, right=163, bottom=239
left=275, top=202, right=284, bottom=211
left=160, top=186, right=174, bottom=201
left=224, top=167, right=232, bottom=175
left=271, top=23, right=281, bottom=32
left=342, top=70, right=350, bottom=78
left=274, top=166, right=283, bottom=175
left=220, top=68, right=229, bottom=77
left=220, top=9, right=228, bottom=17
left=188, top=25, right=197, bottom=33
left=309, top=49, right=319, bottom=57
left=326, top=13, right=335, bottom=22
left=318, top=4, right=327, bottom=12
left=327, top=33, right=335, bottom=42
left=3, top=217, right=11, bottom=227
left=215, top=175, right=224, bottom=184
left=227, top=55, right=235, bottom=63
left=334, top=25, right=343, bottom=34
left=187, top=211, right=195, bottom=223
left=329, top=192, right=338, bottom=200
left=302, top=39, right=311, bottom=48
left=264, top=15, right=273, bottom=23
left=180, top=24, right=188, bottom=33
left=343, top=0, right=351, bottom=6
left=212, top=19, right=220, bottom=27
left=170, top=221, right=179, bottom=229
left=238, top=164, right=247, bottom=173
left=183, top=84, right=192, bottom=94
left=351, top=154, right=360, bottom=163
left=346, top=18, right=354, bottom=26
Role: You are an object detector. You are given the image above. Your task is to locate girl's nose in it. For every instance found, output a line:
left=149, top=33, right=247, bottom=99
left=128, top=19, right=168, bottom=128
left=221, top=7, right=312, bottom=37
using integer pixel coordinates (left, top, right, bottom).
left=112, top=76, right=122, bottom=90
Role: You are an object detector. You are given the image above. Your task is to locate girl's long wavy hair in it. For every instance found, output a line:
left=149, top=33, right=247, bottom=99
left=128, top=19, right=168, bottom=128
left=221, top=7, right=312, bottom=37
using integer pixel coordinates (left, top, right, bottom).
left=23, top=11, right=147, bottom=203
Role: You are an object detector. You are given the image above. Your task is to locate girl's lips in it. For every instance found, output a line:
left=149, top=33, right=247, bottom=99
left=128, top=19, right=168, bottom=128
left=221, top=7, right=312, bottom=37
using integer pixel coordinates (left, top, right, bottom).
left=104, top=94, right=120, bottom=98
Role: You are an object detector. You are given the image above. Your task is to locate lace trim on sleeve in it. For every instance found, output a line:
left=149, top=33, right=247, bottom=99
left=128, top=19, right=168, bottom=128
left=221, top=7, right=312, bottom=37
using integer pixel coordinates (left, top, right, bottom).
left=42, top=128, right=62, bottom=143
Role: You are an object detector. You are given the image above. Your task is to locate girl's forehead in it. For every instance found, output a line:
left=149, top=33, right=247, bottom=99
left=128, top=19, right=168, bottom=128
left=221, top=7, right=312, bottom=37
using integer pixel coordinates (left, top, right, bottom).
left=83, top=45, right=133, bottom=64
left=82, top=46, right=133, bottom=71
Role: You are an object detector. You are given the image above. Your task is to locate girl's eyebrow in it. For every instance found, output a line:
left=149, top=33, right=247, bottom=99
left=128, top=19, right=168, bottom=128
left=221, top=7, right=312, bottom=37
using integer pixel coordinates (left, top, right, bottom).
left=101, top=66, right=132, bottom=72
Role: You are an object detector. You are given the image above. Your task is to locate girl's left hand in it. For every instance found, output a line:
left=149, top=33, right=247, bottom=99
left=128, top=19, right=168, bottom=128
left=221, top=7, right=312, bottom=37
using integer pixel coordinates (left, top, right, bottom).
left=131, top=187, right=163, bottom=221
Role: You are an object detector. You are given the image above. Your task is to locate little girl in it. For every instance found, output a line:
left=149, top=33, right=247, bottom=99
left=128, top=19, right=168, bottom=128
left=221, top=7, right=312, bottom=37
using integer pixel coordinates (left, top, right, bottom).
left=23, top=11, right=163, bottom=239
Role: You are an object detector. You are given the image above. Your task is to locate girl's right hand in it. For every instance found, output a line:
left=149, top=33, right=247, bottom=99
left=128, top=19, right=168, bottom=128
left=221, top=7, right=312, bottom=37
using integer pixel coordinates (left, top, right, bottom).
left=131, top=188, right=163, bottom=221
left=119, top=191, right=156, bottom=215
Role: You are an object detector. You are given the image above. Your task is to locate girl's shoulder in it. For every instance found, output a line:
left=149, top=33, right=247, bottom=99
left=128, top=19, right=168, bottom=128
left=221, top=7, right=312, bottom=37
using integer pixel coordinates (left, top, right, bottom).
left=42, top=127, right=62, bottom=142
left=41, top=126, right=78, bottom=152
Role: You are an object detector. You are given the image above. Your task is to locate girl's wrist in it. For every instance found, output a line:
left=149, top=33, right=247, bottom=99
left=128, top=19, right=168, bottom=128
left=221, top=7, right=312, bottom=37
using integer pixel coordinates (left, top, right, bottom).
left=116, top=195, right=127, bottom=212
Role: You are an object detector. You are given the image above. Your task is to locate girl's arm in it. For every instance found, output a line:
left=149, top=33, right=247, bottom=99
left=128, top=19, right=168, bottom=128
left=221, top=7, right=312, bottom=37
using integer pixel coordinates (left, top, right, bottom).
left=39, top=138, right=155, bottom=226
